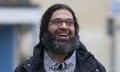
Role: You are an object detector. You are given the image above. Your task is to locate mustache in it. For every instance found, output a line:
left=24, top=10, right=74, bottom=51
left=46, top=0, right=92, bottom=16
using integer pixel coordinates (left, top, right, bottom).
left=54, top=28, right=71, bottom=35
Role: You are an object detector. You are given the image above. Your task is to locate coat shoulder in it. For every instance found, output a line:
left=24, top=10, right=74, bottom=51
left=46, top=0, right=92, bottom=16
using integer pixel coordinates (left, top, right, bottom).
left=14, top=57, right=33, bottom=72
left=76, top=49, right=106, bottom=72
left=15, top=64, right=27, bottom=72
left=95, top=60, right=106, bottom=72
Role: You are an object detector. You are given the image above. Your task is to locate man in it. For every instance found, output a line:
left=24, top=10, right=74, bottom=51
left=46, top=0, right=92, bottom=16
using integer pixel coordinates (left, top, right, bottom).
left=15, top=3, right=106, bottom=72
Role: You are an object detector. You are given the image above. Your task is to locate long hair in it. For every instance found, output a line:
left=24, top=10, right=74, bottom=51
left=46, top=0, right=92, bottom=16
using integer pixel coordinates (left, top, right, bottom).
left=40, top=4, right=79, bottom=40
left=32, top=3, right=79, bottom=71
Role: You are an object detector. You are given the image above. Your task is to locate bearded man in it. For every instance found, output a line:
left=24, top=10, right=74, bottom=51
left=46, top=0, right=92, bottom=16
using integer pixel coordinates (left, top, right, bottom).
left=15, top=3, right=106, bottom=72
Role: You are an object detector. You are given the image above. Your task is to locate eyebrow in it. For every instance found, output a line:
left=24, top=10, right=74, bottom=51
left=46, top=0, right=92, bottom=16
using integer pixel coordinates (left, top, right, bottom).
left=51, top=18, right=73, bottom=20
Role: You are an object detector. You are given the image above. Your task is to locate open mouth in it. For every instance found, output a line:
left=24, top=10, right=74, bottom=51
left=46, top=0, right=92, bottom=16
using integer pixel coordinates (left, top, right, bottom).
left=56, top=33, right=69, bottom=41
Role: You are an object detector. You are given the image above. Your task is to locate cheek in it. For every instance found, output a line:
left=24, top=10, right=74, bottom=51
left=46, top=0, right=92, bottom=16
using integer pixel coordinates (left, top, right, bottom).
left=48, top=24, right=58, bottom=33
left=70, top=27, right=75, bottom=37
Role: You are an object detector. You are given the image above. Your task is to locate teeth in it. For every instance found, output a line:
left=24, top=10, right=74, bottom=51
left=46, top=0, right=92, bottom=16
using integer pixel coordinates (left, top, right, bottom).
left=59, top=35, right=67, bottom=37
left=59, top=34, right=67, bottom=36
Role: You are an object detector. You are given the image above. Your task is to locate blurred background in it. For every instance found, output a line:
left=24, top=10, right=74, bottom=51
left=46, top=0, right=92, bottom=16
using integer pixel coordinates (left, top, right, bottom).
left=0, top=0, right=120, bottom=72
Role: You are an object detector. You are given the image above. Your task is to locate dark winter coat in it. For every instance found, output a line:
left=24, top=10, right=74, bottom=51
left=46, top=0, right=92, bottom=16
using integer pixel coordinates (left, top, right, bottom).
left=15, top=42, right=106, bottom=72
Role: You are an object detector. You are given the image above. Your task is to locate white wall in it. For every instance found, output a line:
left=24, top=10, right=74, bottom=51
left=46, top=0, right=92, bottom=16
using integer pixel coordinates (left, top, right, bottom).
left=114, top=18, right=120, bottom=72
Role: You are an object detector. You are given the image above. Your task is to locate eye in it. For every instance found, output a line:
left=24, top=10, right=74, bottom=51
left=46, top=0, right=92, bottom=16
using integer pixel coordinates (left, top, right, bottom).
left=50, top=18, right=74, bottom=26
left=65, top=19, right=74, bottom=25
left=50, top=18, right=62, bottom=25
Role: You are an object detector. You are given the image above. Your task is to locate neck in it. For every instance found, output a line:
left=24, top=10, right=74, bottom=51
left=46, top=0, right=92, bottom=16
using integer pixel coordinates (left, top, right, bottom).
left=47, top=51, right=68, bottom=63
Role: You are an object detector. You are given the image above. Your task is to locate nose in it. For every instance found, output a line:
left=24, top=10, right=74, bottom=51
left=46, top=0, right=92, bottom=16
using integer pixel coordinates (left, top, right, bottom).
left=59, top=22, right=67, bottom=28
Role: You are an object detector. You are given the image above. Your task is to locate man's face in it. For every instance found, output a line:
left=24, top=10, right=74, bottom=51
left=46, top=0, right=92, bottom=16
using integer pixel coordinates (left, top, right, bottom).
left=41, top=9, right=79, bottom=54
left=48, top=9, right=75, bottom=42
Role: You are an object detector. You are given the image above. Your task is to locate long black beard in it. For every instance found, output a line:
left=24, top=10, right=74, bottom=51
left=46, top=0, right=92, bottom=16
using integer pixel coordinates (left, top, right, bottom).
left=41, top=32, right=80, bottom=54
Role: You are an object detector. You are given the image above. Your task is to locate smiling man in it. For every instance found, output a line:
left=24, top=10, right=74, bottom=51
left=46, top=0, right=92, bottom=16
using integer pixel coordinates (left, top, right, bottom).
left=15, top=4, right=106, bottom=72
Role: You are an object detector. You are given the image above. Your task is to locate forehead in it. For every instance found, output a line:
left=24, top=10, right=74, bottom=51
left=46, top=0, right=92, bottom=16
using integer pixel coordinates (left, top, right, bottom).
left=51, top=9, right=73, bottom=19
